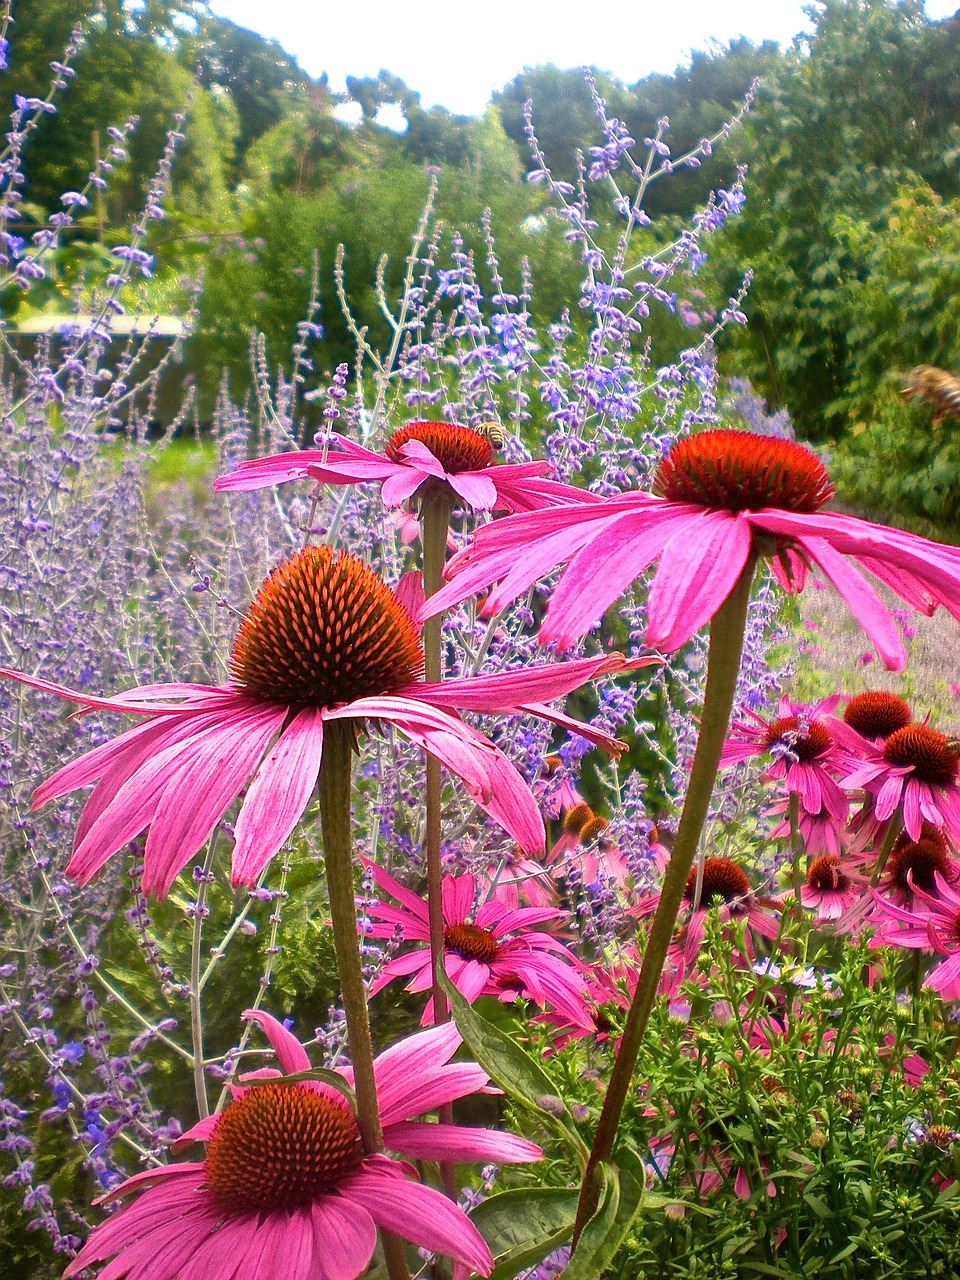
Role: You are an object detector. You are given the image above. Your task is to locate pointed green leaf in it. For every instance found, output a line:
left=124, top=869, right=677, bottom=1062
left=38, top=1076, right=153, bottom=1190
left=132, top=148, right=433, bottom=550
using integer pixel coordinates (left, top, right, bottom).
left=468, top=1187, right=577, bottom=1280
left=438, top=968, right=587, bottom=1158
left=561, top=1163, right=644, bottom=1280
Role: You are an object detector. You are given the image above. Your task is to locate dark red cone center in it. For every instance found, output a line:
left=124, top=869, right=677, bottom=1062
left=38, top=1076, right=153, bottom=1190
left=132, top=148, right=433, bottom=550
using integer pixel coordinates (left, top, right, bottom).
left=206, top=1083, right=363, bottom=1215
left=385, top=420, right=493, bottom=473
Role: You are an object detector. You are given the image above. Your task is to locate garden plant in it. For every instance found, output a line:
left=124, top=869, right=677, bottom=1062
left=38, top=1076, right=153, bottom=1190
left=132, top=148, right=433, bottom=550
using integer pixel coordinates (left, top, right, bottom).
left=4, top=10, right=960, bottom=1280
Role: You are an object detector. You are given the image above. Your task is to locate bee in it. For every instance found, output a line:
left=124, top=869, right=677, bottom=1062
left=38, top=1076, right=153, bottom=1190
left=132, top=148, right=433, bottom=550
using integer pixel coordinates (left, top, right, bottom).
left=901, top=365, right=960, bottom=426
left=476, top=420, right=509, bottom=450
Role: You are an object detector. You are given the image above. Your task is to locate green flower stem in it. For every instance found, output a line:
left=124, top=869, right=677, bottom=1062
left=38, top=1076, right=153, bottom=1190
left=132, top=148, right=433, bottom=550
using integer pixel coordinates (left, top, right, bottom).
left=319, top=720, right=410, bottom=1280
left=420, top=489, right=458, bottom=1209
left=870, top=810, right=902, bottom=886
left=789, top=792, right=805, bottom=911
left=189, top=827, right=221, bottom=1120
left=420, top=490, right=455, bottom=1024
left=572, top=558, right=758, bottom=1245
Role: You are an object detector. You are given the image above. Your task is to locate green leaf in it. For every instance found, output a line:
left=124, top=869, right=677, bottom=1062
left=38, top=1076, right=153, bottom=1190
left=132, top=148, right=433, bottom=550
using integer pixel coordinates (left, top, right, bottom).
left=468, top=1188, right=577, bottom=1280
left=438, top=969, right=587, bottom=1158
left=561, top=1163, right=644, bottom=1280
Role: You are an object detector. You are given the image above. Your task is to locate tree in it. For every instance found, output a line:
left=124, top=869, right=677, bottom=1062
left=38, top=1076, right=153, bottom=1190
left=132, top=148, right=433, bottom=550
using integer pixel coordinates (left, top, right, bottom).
left=191, top=14, right=310, bottom=165
left=713, top=0, right=960, bottom=440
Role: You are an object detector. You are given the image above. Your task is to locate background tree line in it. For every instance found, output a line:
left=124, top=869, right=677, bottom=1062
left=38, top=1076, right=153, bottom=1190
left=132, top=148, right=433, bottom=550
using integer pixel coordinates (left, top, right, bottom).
left=5, top=0, right=960, bottom=531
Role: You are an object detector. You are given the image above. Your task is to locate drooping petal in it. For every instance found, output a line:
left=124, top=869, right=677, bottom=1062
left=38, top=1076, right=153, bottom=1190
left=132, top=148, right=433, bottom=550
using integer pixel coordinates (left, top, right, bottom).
left=230, top=708, right=325, bottom=885
left=446, top=469, right=499, bottom=510
left=380, top=465, right=429, bottom=507
left=310, top=1196, right=377, bottom=1280
left=241, top=1009, right=312, bottom=1075
left=382, top=1120, right=541, bottom=1164
left=794, top=535, right=905, bottom=670
left=327, top=697, right=545, bottom=852
left=645, top=510, right=751, bottom=650
left=442, top=870, right=476, bottom=926
left=141, top=705, right=285, bottom=898
left=404, top=652, right=650, bottom=713
left=539, top=507, right=691, bottom=645
left=340, top=1157, right=492, bottom=1275
left=67, top=710, right=256, bottom=884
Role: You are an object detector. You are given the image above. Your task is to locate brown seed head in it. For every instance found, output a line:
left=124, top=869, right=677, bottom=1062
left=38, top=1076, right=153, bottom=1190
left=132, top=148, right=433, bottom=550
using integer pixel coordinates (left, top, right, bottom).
left=230, top=547, right=424, bottom=709
left=887, top=827, right=950, bottom=893
left=385, top=420, right=493, bottom=473
left=883, top=725, right=960, bottom=788
left=562, top=803, right=595, bottom=836
left=443, top=922, right=499, bottom=964
left=806, top=855, right=850, bottom=893
left=685, top=857, right=752, bottom=906
left=843, top=691, right=912, bottom=739
left=579, top=816, right=610, bottom=845
left=653, top=429, right=833, bottom=513
left=765, top=715, right=832, bottom=761
left=205, top=1083, right=363, bottom=1215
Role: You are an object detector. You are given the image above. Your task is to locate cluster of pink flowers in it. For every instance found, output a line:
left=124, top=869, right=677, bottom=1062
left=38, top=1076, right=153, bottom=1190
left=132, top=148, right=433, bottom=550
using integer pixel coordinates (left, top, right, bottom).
left=13, top=408, right=960, bottom=1276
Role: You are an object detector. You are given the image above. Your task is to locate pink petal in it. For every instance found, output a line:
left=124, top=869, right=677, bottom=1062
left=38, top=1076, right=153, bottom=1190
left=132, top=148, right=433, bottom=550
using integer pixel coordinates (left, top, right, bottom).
left=34, top=715, right=179, bottom=810
left=381, top=466, right=428, bottom=507
left=141, top=706, right=284, bottom=898
left=330, top=698, right=545, bottom=852
left=66, top=714, right=243, bottom=884
left=446, top=470, right=498, bottom=510
left=361, top=856, right=432, bottom=925
left=383, top=1120, right=541, bottom=1164
left=398, top=439, right=447, bottom=476
left=404, top=652, right=648, bottom=712
left=242, top=1009, right=312, bottom=1074
left=540, top=509, right=688, bottom=644
left=796, top=535, right=905, bottom=670
left=646, top=511, right=751, bottom=650
left=442, top=871, right=476, bottom=926
left=340, top=1157, right=492, bottom=1274
left=230, top=708, right=325, bottom=885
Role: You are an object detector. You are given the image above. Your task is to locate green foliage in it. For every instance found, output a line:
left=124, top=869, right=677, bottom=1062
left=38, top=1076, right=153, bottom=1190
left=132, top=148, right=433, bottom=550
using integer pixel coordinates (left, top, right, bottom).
left=509, top=913, right=960, bottom=1277
left=713, top=0, right=960, bottom=444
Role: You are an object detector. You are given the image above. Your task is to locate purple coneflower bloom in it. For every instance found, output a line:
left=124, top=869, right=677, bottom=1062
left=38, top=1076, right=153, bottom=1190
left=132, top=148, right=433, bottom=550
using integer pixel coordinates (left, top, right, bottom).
left=214, top=420, right=600, bottom=513
left=64, top=1012, right=540, bottom=1280
left=828, top=717, right=960, bottom=843
left=420, top=429, right=960, bottom=669
left=4, top=547, right=653, bottom=897
left=722, top=694, right=849, bottom=854
left=871, top=872, right=960, bottom=1000
left=364, top=861, right=591, bottom=1028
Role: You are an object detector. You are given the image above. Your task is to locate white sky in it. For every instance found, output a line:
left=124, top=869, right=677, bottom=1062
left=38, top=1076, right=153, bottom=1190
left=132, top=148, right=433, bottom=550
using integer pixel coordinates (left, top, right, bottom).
left=208, top=0, right=960, bottom=116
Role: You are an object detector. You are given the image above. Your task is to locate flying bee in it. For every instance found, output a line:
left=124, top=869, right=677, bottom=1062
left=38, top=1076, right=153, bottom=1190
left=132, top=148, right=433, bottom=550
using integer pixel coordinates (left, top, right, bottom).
left=476, top=420, right=509, bottom=450
left=901, top=365, right=960, bottom=426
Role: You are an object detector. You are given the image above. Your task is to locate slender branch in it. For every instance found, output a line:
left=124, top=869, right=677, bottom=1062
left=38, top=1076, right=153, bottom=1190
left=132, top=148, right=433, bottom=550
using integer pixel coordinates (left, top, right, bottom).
left=189, top=829, right=220, bottom=1120
left=572, top=558, right=758, bottom=1243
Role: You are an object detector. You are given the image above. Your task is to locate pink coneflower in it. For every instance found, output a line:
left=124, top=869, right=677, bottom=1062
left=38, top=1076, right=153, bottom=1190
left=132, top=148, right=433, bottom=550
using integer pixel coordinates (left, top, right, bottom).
left=722, top=694, right=849, bottom=854
left=214, top=421, right=599, bottom=513
left=65, top=1012, right=540, bottom=1280
left=798, top=855, right=862, bottom=921
left=4, top=547, right=651, bottom=898
left=842, top=690, right=913, bottom=741
left=871, top=872, right=960, bottom=1000
left=829, top=718, right=960, bottom=843
left=635, top=857, right=780, bottom=968
left=420, top=429, right=960, bottom=668
left=545, top=805, right=630, bottom=891
left=364, top=862, right=590, bottom=1027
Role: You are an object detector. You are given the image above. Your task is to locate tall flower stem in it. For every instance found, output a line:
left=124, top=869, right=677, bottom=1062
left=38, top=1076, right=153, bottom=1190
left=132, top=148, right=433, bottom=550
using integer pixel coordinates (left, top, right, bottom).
left=319, top=719, right=411, bottom=1280
left=420, top=490, right=455, bottom=1025
left=420, top=489, right=458, bottom=1210
left=572, top=558, right=757, bottom=1244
